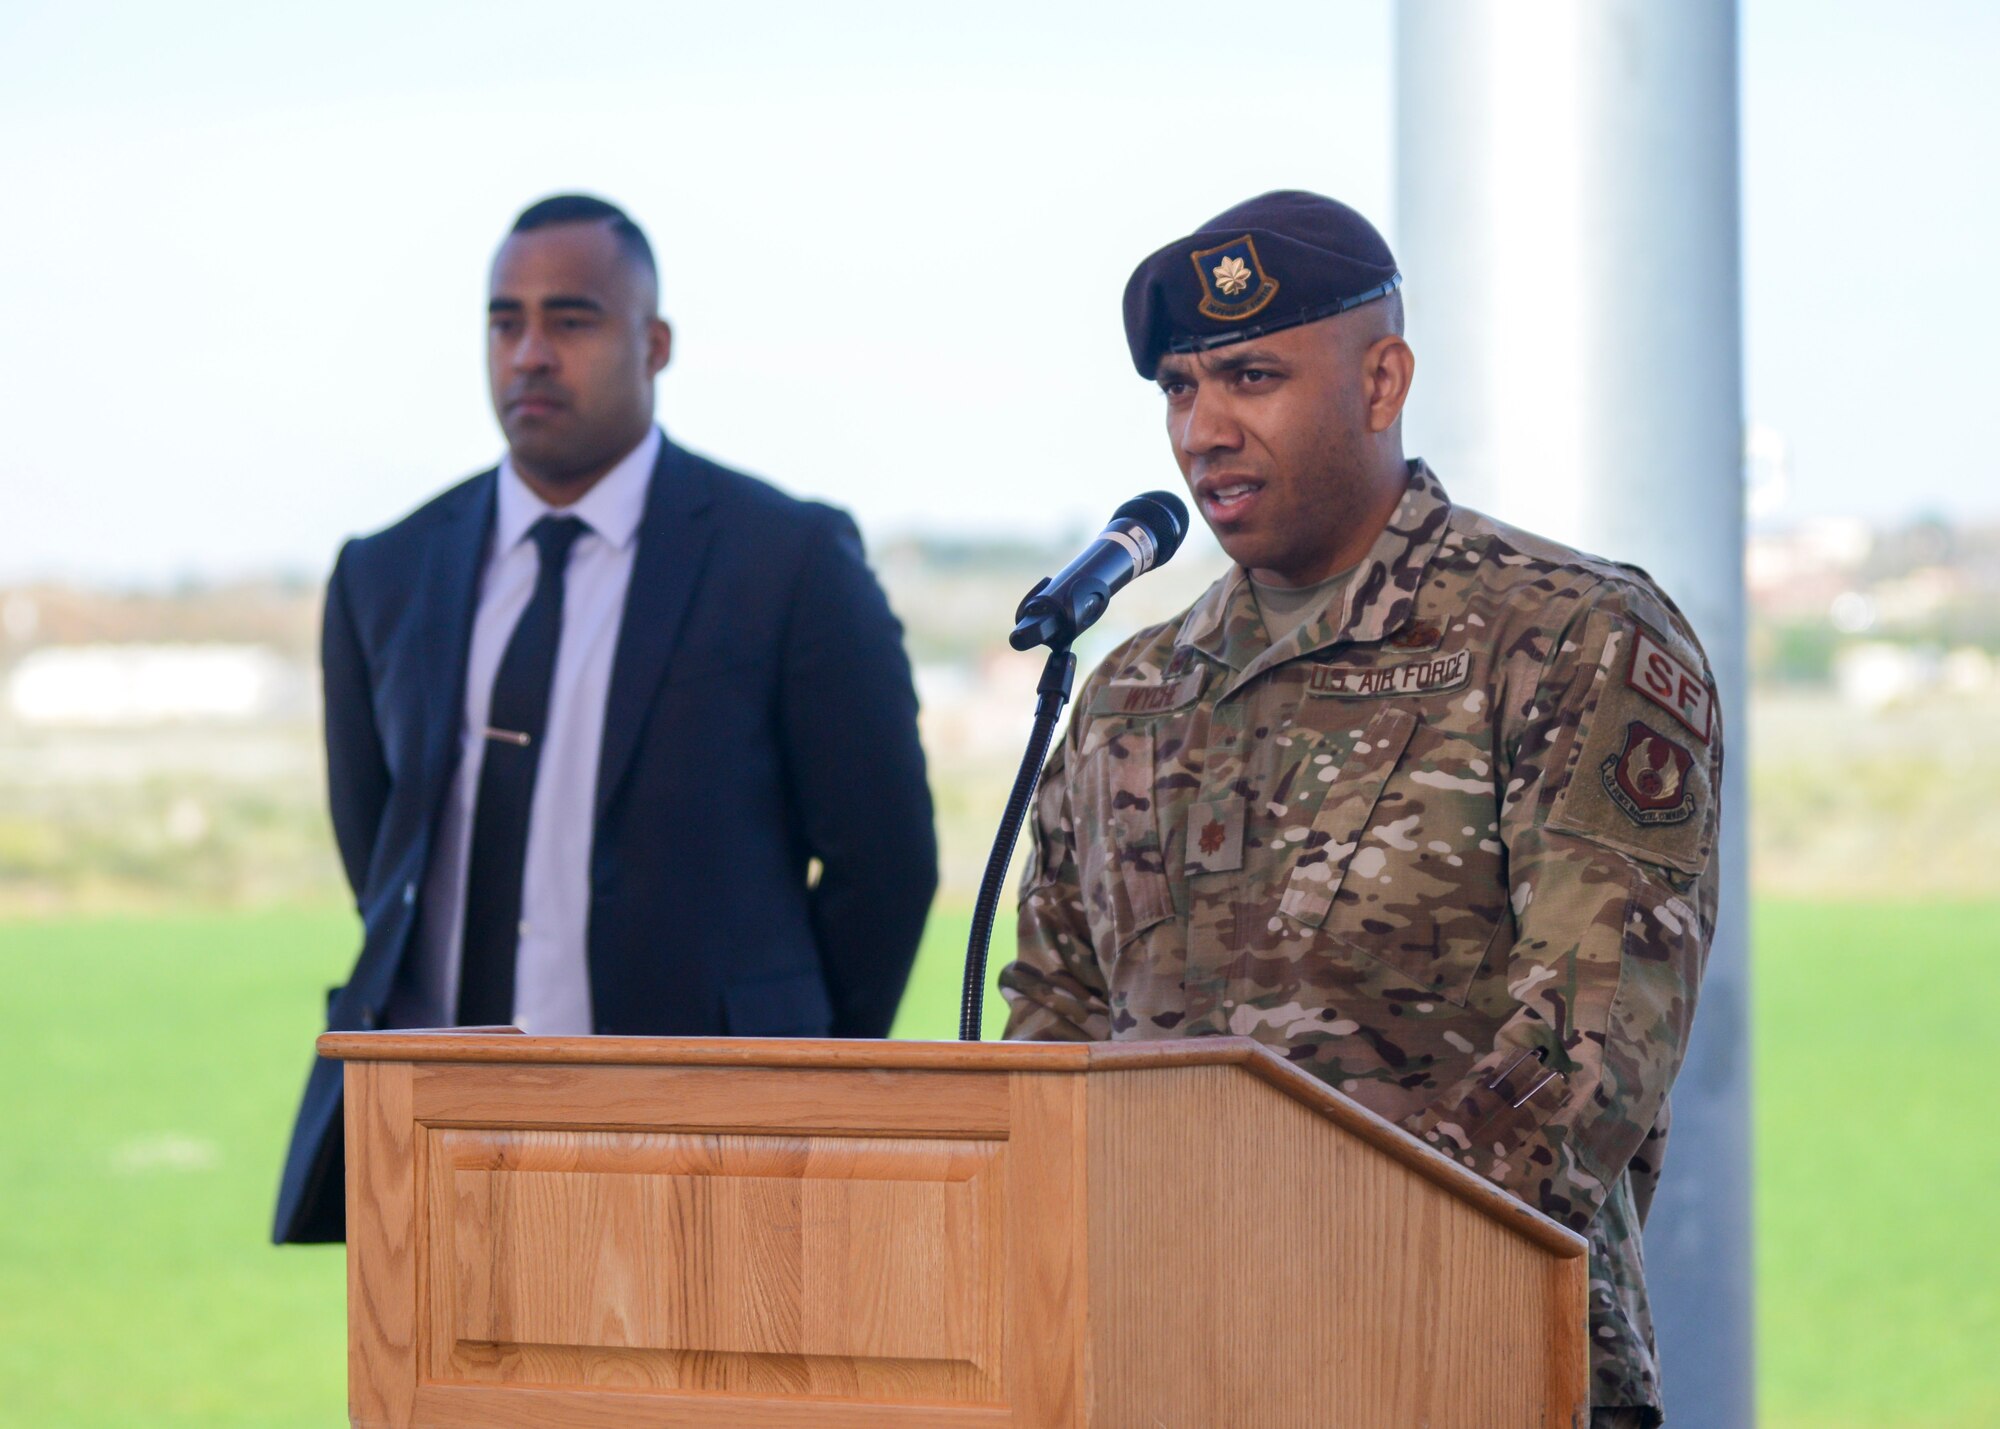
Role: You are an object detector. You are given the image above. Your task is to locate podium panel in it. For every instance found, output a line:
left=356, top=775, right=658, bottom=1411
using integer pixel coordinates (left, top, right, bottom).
left=430, top=1129, right=1005, bottom=1401
left=1085, top=1061, right=1587, bottom=1426
left=326, top=1035, right=1585, bottom=1428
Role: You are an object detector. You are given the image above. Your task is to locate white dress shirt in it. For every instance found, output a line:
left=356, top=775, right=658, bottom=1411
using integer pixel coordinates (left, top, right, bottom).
left=398, top=425, right=661, bottom=1035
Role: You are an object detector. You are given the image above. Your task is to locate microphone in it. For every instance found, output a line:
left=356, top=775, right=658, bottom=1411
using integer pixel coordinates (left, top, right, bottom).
left=1009, top=491, right=1190, bottom=651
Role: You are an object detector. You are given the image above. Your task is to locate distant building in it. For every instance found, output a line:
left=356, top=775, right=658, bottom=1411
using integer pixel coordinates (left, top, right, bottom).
left=1832, top=642, right=1941, bottom=710
left=6, top=643, right=310, bottom=726
left=1832, top=641, right=1994, bottom=710
left=1747, top=518, right=1874, bottom=618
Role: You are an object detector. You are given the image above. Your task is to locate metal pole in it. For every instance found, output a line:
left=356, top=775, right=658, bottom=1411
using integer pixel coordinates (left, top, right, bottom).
left=1394, top=3, right=1751, bottom=1424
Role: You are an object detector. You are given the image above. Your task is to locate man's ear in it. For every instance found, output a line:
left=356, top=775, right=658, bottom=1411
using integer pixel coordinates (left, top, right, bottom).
left=647, top=317, right=673, bottom=377
left=1363, top=334, right=1414, bottom=434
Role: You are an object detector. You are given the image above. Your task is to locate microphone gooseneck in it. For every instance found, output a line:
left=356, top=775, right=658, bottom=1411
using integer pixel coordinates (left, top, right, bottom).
left=958, top=646, right=1074, bottom=1041
left=962, top=490, right=1191, bottom=1040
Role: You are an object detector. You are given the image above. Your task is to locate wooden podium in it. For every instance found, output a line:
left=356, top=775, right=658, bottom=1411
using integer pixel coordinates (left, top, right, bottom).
left=320, top=1032, right=1588, bottom=1428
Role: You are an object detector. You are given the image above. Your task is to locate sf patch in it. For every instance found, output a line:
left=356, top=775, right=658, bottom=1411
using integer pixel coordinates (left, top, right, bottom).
left=1627, top=626, right=1713, bottom=742
left=1190, top=235, right=1281, bottom=322
left=1601, top=720, right=1697, bottom=826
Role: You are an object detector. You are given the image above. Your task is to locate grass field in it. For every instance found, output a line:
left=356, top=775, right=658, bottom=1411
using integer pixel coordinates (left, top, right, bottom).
left=1751, top=901, right=2000, bottom=1429
left=0, top=900, right=1993, bottom=1427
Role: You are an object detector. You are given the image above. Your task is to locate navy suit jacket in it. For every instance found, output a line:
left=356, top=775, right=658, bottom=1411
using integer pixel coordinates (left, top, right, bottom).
left=273, top=436, right=937, bottom=1243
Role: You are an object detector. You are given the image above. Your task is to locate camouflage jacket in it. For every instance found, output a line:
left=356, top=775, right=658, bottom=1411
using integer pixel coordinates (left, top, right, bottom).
left=1000, top=463, right=1722, bottom=1418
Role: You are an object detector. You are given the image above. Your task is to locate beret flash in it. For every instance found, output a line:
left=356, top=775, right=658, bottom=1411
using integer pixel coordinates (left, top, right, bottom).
left=1121, top=190, right=1402, bottom=378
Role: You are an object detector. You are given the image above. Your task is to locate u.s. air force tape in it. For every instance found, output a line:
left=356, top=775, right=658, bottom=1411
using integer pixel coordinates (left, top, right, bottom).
left=1306, top=650, right=1470, bottom=698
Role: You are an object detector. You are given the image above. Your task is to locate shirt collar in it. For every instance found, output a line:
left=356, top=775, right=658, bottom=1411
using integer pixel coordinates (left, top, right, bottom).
left=1180, top=459, right=1455, bottom=688
left=494, top=425, right=662, bottom=555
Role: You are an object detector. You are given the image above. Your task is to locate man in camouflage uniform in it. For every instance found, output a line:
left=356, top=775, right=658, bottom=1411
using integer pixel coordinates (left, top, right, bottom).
left=1000, top=191, right=1722, bottom=1428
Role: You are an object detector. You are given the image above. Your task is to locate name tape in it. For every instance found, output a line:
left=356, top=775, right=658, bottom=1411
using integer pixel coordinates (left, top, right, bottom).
left=1089, top=669, right=1205, bottom=717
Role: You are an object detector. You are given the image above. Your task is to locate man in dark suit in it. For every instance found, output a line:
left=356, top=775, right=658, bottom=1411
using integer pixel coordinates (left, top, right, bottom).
left=273, top=195, right=937, bottom=1243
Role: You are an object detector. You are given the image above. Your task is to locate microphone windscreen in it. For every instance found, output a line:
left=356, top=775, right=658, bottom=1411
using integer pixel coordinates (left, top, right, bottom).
left=1113, top=491, right=1191, bottom=564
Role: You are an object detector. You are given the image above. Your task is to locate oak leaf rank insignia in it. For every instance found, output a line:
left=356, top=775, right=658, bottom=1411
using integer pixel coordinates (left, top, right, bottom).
left=1212, top=255, right=1253, bottom=296
left=1184, top=796, right=1245, bottom=874
left=1190, top=235, right=1281, bottom=322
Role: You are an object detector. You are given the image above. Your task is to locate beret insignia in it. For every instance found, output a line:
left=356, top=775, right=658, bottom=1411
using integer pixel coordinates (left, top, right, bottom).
left=1191, top=235, right=1280, bottom=322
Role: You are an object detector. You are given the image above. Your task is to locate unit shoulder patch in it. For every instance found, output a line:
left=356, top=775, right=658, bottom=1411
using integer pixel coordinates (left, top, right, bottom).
left=1601, top=720, right=1697, bottom=826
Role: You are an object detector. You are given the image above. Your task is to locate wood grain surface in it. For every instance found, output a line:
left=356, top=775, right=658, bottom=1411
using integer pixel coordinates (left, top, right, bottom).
left=423, top=1127, right=1004, bottom=1401
left=346, top=1061, right=418, bottom=1427
left=333, top=1035, right=1588, bottom=1427
left=1085, top=1063, right=1589, bottom=1427
left=411, top=1063, right=1013, bottom=1138
left=323, top=1033, right=1585, bottom=1261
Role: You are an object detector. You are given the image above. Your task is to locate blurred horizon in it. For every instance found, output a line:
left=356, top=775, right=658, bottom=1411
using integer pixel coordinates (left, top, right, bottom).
left=4, top=0, right=1998, bottom=586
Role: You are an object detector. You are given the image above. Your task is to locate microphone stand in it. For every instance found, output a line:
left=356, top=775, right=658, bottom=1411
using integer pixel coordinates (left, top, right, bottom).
left=959, top=642, right=1076, bottom=1041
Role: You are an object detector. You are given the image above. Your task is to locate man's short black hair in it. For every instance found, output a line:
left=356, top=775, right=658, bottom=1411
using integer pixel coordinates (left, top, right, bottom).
left=510, top=194, right=657, bottom=282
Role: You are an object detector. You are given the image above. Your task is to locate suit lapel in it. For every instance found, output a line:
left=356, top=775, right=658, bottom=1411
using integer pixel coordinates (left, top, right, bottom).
left=417, top=472, right=496, bottom=800
left=596, top=438, right=716, bottom=821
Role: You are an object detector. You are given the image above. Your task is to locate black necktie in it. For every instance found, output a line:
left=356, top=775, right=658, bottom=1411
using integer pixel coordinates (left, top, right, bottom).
left=456, top=514, right=588, bottom=1026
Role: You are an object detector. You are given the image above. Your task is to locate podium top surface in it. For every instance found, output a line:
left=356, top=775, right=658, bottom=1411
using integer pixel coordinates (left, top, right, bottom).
left=319, top=1031, right=1586, bottom=1258
left=322, top=1030, right=1304, bottom=1073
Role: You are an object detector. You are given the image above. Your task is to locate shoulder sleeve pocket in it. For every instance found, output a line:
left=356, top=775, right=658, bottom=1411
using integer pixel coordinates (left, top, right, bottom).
left=1543, top=624, right=1720, bottom=876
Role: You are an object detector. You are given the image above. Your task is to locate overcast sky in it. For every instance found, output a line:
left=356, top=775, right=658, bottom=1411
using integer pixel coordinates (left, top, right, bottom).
left=1, top=0, right=1994, bottom=583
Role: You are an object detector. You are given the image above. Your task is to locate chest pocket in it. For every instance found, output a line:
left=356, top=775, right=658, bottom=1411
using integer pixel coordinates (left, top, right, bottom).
left=1280, top=701, right=1511, bottom=1004
left=1278, top=704, right=1419, bottom=928
left=1073, top=694, right=1192, bottom=952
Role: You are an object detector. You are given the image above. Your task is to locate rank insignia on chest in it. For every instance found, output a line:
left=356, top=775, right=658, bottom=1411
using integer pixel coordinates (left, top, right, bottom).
left=1307, top=649, right=1470, bottom=699
left=1184, top=795, right=1245, bottom=875
left=1602, top=720, right=1697, bottom=826
left=1190, top=235, right=1281, bottom=322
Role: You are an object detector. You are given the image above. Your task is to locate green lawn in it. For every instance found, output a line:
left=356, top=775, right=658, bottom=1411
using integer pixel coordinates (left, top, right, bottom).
left=0, top=900, right=1991, bottom=1426
left=1751, top=901, right=2000, bottom=1429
